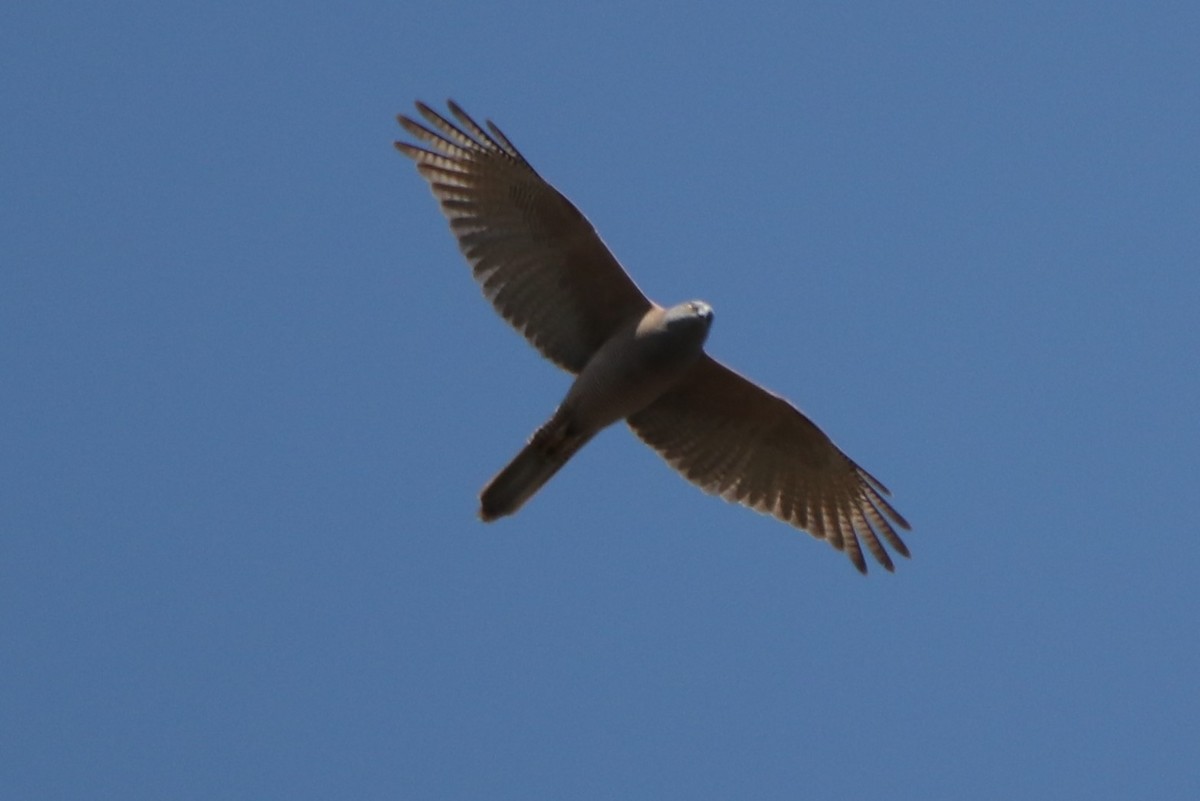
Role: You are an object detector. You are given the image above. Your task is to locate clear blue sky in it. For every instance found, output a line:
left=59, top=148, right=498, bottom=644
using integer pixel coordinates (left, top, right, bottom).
left=3, top=2, right=1197, bottom=799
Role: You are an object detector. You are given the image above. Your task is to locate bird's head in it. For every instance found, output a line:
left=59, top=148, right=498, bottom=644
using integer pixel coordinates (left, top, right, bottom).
left=661, top=299, right=714, bottom=347
left=665, top=300, right=713, bottom=328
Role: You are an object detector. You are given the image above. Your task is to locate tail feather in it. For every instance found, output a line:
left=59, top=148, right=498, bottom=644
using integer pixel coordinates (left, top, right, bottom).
left=479, top=418, right=591, bottom=521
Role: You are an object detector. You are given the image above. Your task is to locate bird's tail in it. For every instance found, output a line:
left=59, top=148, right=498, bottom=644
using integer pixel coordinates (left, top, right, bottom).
left=479, top=414, right=592, bottom=521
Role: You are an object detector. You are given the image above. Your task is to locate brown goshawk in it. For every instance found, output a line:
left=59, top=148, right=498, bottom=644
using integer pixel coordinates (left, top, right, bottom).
left=396, top=101, right=911, bottom=573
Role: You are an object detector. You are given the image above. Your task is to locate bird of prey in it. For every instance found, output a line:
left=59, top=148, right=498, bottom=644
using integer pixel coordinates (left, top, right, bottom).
left=395, top=100, right=911, bottom=573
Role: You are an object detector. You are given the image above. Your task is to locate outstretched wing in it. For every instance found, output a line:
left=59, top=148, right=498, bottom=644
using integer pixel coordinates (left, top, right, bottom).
left=628, top=355, right=911, bottom=573
left=396, top=101, right=653, bottom=373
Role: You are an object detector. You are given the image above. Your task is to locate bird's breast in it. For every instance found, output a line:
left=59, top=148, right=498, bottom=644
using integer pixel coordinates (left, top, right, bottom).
left=562, top=314, right=706, bottom=431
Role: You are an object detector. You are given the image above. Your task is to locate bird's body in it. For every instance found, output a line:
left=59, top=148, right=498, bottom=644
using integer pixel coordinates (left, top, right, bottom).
left=563, top=301, right=713, bottom=431
left=481, top=300, right=714, bottom=521
left=396, top=101, right=911, bottom=573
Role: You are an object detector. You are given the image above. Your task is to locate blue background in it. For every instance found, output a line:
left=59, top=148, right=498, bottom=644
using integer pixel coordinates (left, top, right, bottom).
left=3, top=2, right=1197, bottom=798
